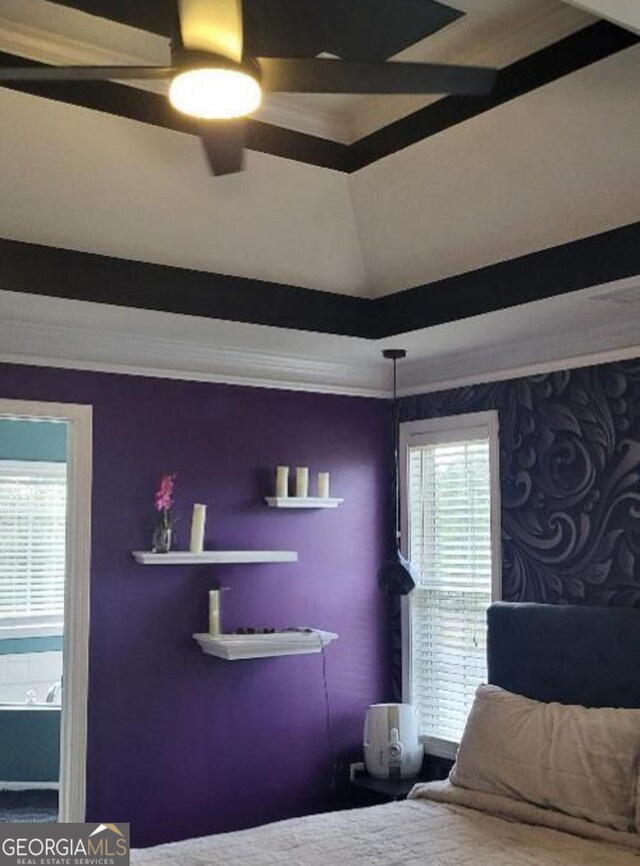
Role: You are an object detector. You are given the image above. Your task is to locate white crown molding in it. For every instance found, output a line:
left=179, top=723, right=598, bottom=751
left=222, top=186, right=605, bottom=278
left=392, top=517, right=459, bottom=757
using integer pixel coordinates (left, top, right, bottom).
left=2, top=304, right=640, bottom=403
left=0, top=319, right=389, bottom=398
left=398, top=316, right=640, bottom=397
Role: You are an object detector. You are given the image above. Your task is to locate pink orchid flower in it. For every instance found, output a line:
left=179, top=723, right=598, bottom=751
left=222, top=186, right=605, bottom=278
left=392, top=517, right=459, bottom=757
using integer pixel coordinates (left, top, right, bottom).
left=154, top=474, right=176, bottom=512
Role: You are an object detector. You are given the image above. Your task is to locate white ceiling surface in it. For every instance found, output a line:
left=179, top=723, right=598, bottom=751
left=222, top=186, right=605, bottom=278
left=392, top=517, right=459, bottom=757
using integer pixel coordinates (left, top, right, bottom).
left=1, top=278, right=640, bottom=397
left=350, top=42, right=640, bottom=294
left=563, top=0, right=640, bottom=35
left=0, top=87, right=369, bottom=295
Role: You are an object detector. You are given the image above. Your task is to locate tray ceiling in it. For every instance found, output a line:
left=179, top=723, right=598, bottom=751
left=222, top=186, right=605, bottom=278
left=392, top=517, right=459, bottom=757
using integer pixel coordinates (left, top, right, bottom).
left=0, top=0, right=638, bottom=365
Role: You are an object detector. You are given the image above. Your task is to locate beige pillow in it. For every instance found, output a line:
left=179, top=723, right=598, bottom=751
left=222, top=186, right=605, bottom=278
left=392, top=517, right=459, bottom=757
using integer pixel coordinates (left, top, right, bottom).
left=449, top=684, right=640, bottom=832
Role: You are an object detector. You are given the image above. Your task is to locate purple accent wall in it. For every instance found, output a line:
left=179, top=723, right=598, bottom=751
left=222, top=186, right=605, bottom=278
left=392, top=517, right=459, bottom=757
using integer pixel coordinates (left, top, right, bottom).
left=0, top=363, right=390, bottom=846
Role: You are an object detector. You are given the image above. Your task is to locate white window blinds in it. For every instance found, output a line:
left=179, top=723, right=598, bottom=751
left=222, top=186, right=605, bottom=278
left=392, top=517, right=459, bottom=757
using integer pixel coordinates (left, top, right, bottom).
left=0, top=461, right=67, bottom=622
left=403, top=415, right=499, bottom=753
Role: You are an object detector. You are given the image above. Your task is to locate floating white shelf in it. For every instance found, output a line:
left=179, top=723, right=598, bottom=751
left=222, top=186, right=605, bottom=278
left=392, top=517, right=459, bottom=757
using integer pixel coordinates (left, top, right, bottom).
left=193, top=629, right=338, bottom=660
left=265, top=497, right=344, bottom=509
left=132, top=550, right=298, bottom=565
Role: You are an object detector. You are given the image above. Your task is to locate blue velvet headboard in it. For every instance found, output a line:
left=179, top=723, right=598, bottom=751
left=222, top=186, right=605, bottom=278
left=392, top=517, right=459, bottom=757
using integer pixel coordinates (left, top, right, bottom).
left=487, top=602, right=640, bottom=709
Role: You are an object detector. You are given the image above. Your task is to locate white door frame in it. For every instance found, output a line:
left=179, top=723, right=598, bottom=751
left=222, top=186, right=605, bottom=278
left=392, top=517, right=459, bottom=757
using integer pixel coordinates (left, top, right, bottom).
left=0, top=399, right=92, bottom=822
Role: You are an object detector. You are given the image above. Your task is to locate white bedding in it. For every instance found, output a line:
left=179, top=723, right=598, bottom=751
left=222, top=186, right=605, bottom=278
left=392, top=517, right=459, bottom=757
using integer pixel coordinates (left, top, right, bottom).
left=132, top=782, right=640, bottom=865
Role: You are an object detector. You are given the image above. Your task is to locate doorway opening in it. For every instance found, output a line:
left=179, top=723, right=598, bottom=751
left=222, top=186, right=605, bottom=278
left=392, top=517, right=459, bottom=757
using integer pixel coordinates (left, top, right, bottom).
left=0, top=401, right=91, bottom=823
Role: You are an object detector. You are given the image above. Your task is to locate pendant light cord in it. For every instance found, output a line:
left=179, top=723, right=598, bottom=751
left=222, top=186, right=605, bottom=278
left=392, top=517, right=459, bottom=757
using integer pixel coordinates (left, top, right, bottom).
left=392, top=357, right=400, bottom=546
left=380, top=348, right=415, bottom=596
left=382, top=348, right=407, bottom=550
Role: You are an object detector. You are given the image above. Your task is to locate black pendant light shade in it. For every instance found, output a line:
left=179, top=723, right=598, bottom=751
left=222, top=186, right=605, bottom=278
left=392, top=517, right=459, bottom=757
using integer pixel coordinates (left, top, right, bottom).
left=378, top=548, right=418, bottom=596
left=378, top=349, right=417, bottom=596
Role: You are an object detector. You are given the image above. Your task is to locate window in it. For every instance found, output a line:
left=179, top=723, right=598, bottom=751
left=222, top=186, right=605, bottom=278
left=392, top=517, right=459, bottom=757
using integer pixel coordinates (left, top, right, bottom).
left=0, top=461, right=66, bottom=637
left=400, top=412, right=500, bottom=758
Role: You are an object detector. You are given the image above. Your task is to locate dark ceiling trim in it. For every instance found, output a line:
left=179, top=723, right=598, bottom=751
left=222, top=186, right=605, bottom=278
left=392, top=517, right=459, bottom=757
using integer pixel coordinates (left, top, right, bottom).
left=0, top=237, right=373, bottom=337
left=347, top=20, right=639, bottom=171
left=246, top=120, right=347, bottom=171
left=374, top=221, right=640, bottom=336
left=0, top=52, right=350, bottom=172
left=2, top=222, right=640, bottom=339
left=0, top=21, right=636, bottom=174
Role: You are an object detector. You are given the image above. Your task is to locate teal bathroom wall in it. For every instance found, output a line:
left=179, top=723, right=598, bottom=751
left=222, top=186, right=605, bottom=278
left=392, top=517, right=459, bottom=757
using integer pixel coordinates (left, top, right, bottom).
left=0, top=418, right=66, bottom=462
left=0, top=637, right=62, bottom=654
left=0, top=708, right=60, bottom=782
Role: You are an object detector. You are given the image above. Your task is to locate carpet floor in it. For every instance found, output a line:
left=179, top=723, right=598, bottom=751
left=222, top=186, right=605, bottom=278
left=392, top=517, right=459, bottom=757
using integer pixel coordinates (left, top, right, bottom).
left=0, top=789, right=58, bottom=822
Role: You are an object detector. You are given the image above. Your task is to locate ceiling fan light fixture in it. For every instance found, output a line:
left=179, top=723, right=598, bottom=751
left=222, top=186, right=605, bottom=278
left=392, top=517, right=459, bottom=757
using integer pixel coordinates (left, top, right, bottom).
left=169, top=66, right=262, bottom=120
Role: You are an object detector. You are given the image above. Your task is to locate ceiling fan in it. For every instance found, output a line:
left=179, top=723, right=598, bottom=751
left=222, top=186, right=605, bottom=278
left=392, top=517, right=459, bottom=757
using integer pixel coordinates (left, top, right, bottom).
left=0, top=0, right=498, bottom=176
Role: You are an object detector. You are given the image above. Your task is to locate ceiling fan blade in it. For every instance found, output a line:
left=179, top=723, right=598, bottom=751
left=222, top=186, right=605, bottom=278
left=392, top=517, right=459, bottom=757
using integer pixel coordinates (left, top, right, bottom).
left=178, top=0, right=243, bottom=62
left=258, top=58, right=497, bottom=96
left=0, top=66, right=174, bottom=82
left=199, top=119, right=246, bottom=175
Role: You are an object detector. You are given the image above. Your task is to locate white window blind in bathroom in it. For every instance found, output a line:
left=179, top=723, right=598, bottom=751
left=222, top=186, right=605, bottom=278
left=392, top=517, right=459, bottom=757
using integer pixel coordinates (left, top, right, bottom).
left=404, top=414, right=499, bottom=754
left=0, top=461, right=66, bottom=621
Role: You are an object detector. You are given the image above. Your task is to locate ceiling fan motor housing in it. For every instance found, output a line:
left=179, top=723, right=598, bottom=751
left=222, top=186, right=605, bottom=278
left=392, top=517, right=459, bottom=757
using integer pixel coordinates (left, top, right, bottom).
left=171, top=47, right=262, bottom=82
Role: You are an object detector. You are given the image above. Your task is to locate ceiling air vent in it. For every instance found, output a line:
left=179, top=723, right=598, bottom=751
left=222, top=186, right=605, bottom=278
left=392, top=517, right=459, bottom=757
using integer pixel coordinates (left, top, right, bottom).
left=592, top=285, right=640, bottom=306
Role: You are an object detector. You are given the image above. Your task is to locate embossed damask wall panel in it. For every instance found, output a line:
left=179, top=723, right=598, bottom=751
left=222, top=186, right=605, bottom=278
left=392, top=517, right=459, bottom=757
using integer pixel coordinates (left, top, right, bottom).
left=399, top=359, right=640, bottom=607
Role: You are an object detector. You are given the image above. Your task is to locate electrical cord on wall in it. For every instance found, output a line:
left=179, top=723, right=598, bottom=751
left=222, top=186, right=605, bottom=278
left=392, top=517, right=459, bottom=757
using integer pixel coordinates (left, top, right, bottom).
left=318, top=634, right=337, bottom=792
left=233, top=627, right=337, bottom=791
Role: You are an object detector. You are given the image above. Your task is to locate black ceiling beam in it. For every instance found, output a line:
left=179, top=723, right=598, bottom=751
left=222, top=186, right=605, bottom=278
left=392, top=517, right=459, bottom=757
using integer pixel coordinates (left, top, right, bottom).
left=47, top=0, right=463, bottom=59
left=347, top=20, right=639, bottom=171
left=374, top=221, right=640, bottom=337
left=0, top=21, right=636, bottom=174
left=0, top=237, right=374, bottom=338
left=2, top=221, right=640, bottom=339
left=0, top=53, right=350, bottom=172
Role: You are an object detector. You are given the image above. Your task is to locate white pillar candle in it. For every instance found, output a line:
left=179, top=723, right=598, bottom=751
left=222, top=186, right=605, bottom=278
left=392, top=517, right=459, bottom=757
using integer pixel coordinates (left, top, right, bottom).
left=275, top=465, right=289, bottom=498
left=209, top=590, right=221, bottom=637
left=189, top=503, right=207, bottom=553
left=295, top=467, right=309, bottom=498
left=317, top=471, right=330, bottom=499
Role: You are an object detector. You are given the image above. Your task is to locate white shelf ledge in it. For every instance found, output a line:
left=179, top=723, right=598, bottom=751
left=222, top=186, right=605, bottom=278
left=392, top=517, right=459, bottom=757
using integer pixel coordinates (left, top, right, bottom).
left=265, top=497, right=344, bottom=509
left=132, top=550, right=298, bottom=565
left=193, top=629, right=338, bottom=660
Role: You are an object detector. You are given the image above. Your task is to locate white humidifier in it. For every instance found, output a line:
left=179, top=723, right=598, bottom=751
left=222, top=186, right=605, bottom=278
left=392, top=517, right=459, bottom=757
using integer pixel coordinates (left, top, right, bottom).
left=364, top=703, right=424, bottom=779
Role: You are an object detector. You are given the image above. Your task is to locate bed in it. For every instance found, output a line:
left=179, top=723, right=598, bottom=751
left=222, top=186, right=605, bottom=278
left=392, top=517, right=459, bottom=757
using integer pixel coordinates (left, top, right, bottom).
left=132, top=602, right=640, bottom=864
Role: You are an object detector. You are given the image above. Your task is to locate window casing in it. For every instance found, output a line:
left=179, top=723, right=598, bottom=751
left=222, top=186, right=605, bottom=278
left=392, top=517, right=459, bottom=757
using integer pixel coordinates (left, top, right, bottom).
left=400, top=411, right=501, bottom=759
left=0, top=460, right=66, bottom=638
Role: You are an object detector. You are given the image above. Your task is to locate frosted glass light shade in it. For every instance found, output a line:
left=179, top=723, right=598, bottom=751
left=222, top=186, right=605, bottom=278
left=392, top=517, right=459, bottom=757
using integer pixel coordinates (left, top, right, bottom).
left=169, top=67, right=262, bottom=120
